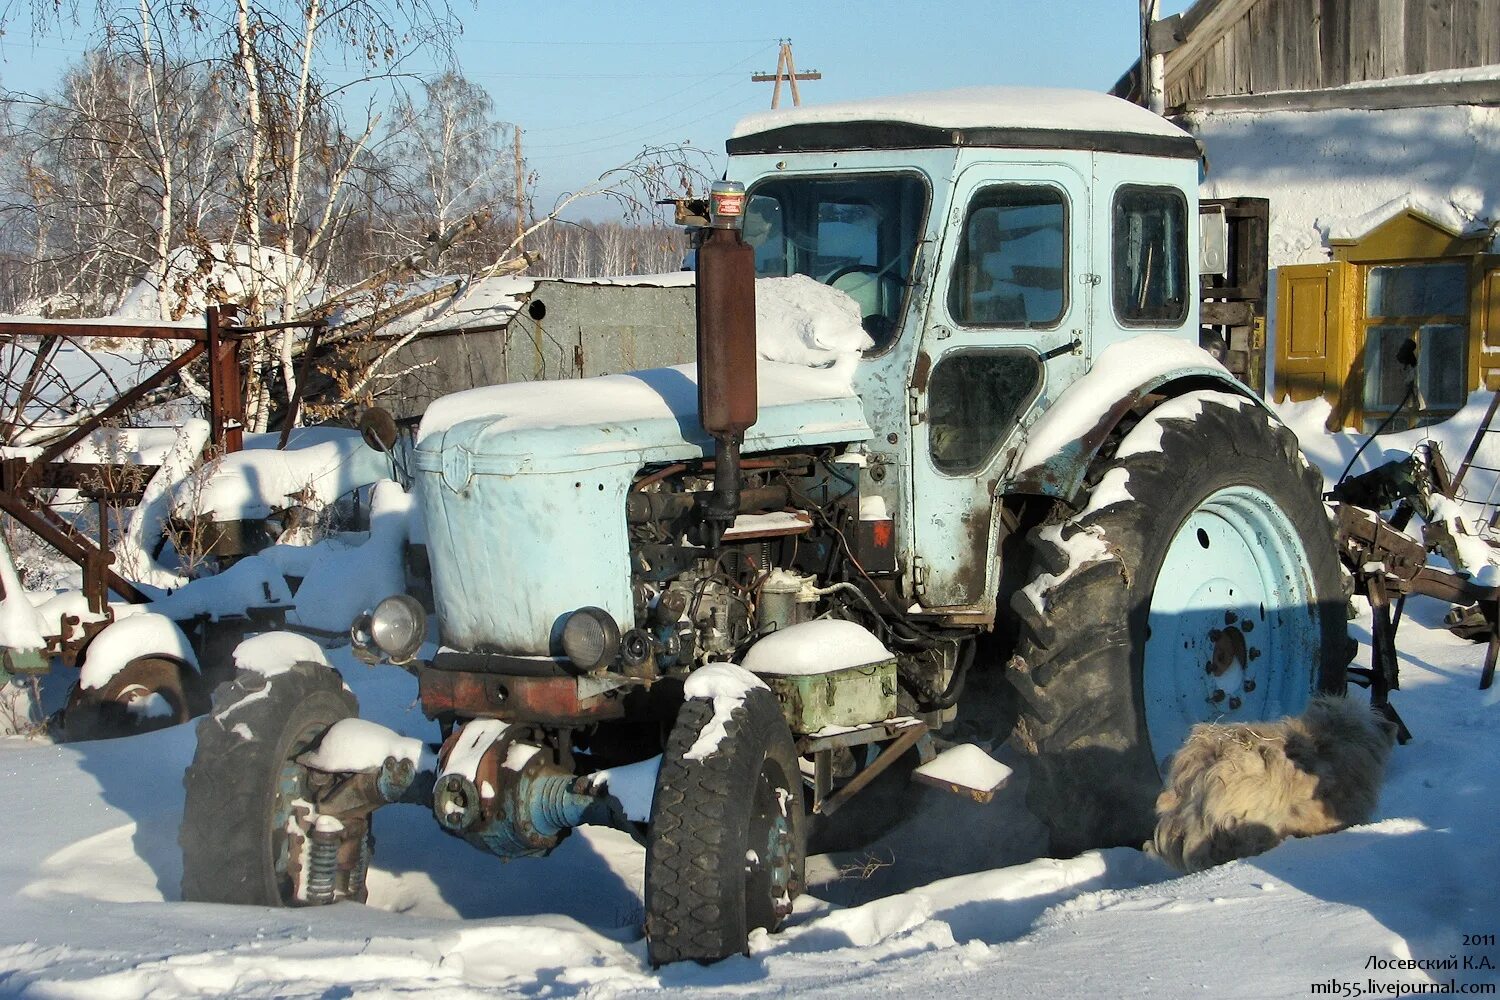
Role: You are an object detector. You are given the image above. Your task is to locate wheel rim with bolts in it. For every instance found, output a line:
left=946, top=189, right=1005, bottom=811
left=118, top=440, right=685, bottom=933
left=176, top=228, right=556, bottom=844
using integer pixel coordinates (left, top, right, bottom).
left=1142, top=485, right=1321, bottom=770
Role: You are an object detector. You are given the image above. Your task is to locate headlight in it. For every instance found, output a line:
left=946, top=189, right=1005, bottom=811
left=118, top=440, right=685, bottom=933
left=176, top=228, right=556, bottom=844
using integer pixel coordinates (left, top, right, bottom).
left=561, top=607, right=620, bottom=673
left=369, top=594, right=426, bottom=663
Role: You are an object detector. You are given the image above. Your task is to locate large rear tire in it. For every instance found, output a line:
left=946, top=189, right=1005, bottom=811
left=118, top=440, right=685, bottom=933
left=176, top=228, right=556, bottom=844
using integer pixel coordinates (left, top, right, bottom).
left=1008, top=391, right=1348, bottom=855
left=645, top=685, right=805, bottom=966
left=180, top=660, right=359, bottom=905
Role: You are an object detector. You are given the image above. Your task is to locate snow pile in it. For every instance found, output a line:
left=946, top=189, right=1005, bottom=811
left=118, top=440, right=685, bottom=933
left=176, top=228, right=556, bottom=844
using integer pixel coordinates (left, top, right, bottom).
left=286, top=480, right=414, bottom=632
left=77, top=613, right=197, bottom=690
left=741, top=619, right=892, bottom=676
left=681, top=662, right=768, bottom=761
left=0, top=576, right=1497, bottom=997
left=300, top=717, right=435, bottom=774
left=119, top=418, right=211, bottom=589
left=232, top=631, right=329, bottom=675
left=149, top=555, right=292, bottom=622
left=914, top=743, right=1013, bottom=794
left=1191, top=103, right=1500, bottom=266
left=172, top=426, right=390, bottom=522
left=29, top=591, right=141, bottom=645
left=60, top=425, right=183, bottom=466
left=755, top=275, right=873, bottom=376
left=589, top=754, right=662, bottom=823
left=114, top=243, right=318, bottom=321
left=440, top=718, right=509, bottom=788
left=0, top=541, right=48, bottom=652
left=1112, top=388, right=1255, bottom=460
left=1019, top=522, right=1113, bottom=613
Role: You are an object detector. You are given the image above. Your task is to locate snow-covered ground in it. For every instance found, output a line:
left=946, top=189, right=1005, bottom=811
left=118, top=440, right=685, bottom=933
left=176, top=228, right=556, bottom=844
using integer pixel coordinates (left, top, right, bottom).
left=0, top=603, right=1493, bottom=998
left=1, top=408, right=1498, bottom=998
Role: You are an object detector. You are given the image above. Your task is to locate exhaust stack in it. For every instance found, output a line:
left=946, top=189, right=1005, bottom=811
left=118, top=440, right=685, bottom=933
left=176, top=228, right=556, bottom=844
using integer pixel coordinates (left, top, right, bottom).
left=694, top=180, right=757, bottom=546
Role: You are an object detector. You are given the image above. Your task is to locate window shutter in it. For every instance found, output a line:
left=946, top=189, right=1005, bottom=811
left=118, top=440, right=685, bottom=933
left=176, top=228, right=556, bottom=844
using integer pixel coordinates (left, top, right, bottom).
left=1275, top=262, right=1349, bottom=405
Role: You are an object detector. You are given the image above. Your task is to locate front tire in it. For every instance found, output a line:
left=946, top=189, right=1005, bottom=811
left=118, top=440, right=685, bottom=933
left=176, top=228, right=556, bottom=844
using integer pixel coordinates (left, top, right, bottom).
left=1008, top=391, right=1347, bottom=855
left=180, top=660, right=359, bottom=905
left=645, top=685, right=805, bottom=965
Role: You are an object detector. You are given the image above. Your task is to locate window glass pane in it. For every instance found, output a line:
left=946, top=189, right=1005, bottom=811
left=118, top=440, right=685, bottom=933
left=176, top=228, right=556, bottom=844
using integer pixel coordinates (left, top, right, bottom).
left=815, top=204, right=878, bottom=272
left=948, top=186, right=1066, bottom=327
left=1363, top=325, right=1413, bottom=414
left=1366, top=263, right=1467, bottom=317
left=745, top=196, right=786, bottom=275
left=928, top=351, right=1042, bottom=474
left=743, top=174, right=926, bottom=351
left=1112, top=186, right=1188, bottom=325
left=1418, top=323, right=1467, bottom=409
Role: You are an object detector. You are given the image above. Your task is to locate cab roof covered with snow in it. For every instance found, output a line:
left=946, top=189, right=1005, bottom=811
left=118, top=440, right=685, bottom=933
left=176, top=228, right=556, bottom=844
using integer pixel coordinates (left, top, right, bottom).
left=728, top=86, right=1200, bottom=159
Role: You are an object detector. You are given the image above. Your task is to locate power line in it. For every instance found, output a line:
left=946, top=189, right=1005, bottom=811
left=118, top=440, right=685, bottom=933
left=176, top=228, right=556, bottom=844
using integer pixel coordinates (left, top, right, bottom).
left=524, top=42, right=774, bottom=134
left=525, top=71, right=762, bottom=153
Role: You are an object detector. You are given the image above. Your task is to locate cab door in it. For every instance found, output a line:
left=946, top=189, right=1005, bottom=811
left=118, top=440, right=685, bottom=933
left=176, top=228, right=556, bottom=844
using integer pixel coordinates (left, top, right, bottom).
left=909, top=161, right=1091, bottom=610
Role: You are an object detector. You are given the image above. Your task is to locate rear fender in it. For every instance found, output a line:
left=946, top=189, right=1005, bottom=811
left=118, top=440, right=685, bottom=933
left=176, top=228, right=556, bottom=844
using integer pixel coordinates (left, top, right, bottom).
left=1009, top=362, right=1268, bottom=507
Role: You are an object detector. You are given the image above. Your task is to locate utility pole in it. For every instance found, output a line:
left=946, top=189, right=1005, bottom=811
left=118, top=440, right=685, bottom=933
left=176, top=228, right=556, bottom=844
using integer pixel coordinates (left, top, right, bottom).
left=1140, top=0, right=1167, bottom=115
left=751, top=39, right=821, bottom=109
left=513, top=125, right=526, bottom=249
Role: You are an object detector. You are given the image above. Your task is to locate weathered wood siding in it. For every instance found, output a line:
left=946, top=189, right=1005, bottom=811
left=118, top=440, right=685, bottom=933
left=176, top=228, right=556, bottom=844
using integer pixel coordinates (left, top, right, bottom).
left=1168, top=0, right=1500, bottom=107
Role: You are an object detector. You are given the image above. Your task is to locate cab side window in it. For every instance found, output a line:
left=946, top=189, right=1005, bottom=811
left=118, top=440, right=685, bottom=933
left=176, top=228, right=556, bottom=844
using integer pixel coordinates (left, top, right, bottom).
left=1113, top=185, right=1188, bottom=326
left=948, top=185, right=1067, bottom=329
left=927, top=350, right=1043, bottom=474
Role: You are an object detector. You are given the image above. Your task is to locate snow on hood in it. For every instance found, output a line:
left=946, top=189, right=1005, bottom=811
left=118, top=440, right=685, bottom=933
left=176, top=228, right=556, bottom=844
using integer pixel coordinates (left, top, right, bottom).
left=733, top=86, right=1191, bottom=141
left=415, top=276, right=870, bottom=447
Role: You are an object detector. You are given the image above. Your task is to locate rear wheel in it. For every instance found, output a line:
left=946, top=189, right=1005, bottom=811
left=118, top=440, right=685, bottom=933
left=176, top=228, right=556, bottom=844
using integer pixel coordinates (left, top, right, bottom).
left=645, top=685, right=804, bottom=965
left=1008, top=391, right=1348, bottom=854
left=180, top=660, right=362, bottom=905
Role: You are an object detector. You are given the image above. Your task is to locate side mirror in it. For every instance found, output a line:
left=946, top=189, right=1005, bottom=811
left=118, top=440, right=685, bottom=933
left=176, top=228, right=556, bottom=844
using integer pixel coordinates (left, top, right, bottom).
left=359, top=406, right=398, bottom=453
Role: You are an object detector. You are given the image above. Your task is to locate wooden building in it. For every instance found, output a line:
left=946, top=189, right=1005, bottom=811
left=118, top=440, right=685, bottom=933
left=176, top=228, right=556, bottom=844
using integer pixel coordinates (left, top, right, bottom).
left=1117, top=0, right=1500, bottom=431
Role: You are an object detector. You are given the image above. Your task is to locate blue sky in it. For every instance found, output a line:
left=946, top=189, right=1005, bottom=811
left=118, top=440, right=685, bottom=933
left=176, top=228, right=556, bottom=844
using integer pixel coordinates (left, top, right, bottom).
left=0, top=0, right=1193, bottom=218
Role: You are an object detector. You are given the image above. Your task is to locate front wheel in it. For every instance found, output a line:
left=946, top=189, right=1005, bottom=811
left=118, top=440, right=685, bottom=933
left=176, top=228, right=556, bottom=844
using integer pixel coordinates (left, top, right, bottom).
left=645, top=683, right=805, bottom=965
left=1008, top=390, right=1348, bottom=855
left=180, top=660, right=363, bottom=905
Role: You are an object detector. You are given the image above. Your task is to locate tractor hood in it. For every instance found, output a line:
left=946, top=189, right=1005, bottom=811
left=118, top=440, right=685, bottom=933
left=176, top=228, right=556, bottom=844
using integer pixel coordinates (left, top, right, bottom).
left=414, top=360, right=869, bottom=478
left=412, top=361, right=870, bottom=655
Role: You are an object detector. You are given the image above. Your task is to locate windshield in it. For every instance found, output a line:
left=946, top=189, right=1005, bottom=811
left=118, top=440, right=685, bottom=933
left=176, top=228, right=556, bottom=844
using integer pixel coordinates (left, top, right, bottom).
left=744, top=173, right=927, bottom=351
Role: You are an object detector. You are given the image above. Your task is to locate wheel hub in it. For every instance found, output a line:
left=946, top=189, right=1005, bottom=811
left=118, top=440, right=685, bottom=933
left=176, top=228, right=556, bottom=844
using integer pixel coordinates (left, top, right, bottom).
left=1143, top=486, right=1320, bottom=770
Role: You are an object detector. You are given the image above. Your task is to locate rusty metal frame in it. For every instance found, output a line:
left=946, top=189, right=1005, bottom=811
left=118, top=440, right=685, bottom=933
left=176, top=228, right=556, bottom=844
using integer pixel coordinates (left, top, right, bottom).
left=1335, top=502, right=1500, bottom=735
left=0, top=308, right=257, bottom=622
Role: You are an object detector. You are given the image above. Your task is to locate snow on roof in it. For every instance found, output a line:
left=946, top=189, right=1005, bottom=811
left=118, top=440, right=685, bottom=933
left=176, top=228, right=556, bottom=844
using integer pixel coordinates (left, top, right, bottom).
left=1191, top=102, right=1500, bottom=266
left=732, top=87, right=1191, bottom=141
left=1338, top=63, right=1500, bottom=91
left=1324, top=192, right=1486, bottom=242
left=335, top=271, right=695, bottom=341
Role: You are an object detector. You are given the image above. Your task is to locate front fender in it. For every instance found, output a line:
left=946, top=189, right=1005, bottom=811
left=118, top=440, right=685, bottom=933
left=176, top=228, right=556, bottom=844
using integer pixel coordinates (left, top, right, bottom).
left=1009, top=335, right=1267, bottom=505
